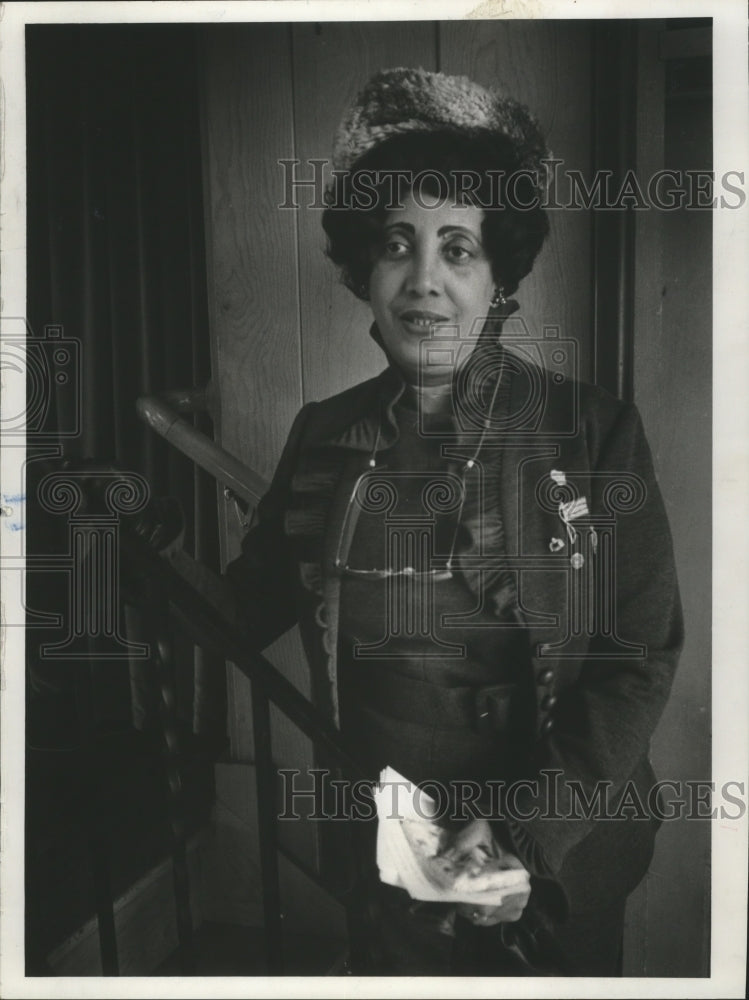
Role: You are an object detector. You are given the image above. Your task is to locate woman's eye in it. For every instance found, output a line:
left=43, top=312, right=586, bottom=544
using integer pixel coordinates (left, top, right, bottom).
left=383, top=239, right=410, bottom=257
left=445, top=243, right=474, bottom=262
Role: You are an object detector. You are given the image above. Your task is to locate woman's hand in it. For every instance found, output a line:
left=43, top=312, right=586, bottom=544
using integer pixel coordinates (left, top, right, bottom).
left=440, top=818, right=531, bottom=926
left=457, top=892, right=530, bottom=927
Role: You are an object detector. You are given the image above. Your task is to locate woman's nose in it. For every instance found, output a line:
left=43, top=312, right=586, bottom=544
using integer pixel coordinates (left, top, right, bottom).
left=404, top=249, right=440, bottom=296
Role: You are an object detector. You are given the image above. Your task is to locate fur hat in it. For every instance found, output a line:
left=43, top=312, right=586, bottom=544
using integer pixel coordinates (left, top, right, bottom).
left=332, top=66, right=551, bottom=193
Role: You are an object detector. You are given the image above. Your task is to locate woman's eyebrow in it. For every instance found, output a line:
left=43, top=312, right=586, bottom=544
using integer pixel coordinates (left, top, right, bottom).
left=382, top=222, right=479, bottom=238
left=437, top=225, right=478, bottom=237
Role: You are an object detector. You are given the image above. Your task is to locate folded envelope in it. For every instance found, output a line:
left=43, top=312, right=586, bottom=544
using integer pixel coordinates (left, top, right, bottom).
left=374, top=766, right=530, bottom=905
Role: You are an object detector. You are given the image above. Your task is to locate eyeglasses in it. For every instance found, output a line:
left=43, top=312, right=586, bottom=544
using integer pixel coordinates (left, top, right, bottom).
left=333, top=464, right=476, bottom=582
left=334, top=353, right=507, bottom=582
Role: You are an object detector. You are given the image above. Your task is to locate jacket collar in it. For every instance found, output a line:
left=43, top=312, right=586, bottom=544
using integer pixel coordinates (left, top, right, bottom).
left=309, top=363, right=406, bottom=453
left=308, top=336, right=519, bottom=455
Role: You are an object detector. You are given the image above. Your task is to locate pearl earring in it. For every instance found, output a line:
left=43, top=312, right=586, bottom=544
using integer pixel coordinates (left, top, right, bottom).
left=490, top=286, right=507, bottom=308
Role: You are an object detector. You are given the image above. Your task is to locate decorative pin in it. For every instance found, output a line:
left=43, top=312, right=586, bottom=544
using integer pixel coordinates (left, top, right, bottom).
left=549, top=537, right=565, bottom=553
left=559, top=497, right=589, bottom=521
left=570, top=552, right=585, bottom=570
left=558, top=496, right=589, bottom=544
left=550, top=470, right=567, bottom=485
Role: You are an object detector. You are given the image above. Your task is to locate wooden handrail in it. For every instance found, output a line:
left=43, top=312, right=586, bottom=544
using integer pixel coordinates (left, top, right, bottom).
left=121, top=524, right=367, bottom=973
left=122, top=528, right=366, bottom=780
left=133, top=402, right=367, bottom=973
left=136, top=393, right=268, bottom=506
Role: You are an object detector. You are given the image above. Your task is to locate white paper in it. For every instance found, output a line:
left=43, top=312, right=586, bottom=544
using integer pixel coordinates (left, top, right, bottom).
left=374, top=767, right=530, bottom=905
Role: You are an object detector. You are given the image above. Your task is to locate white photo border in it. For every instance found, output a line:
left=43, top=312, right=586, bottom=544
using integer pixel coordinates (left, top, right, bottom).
left=1, top=2, right=747, bottom=997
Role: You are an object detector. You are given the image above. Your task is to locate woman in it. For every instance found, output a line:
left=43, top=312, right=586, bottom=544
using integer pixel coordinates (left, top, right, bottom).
left=162, top=68, right=683, bottom=976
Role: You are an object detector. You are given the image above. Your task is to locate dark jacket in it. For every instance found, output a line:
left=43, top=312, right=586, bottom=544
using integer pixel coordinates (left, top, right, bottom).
left=226, top=350, right=683, bottom=914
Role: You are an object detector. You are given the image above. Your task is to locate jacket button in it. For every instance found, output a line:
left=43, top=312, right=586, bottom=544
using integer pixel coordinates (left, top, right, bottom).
left=538, top=669, right=554, bottom=686
left=541, top=717, right=554, bottom=734
left=541, top=694, right=557, bottom=710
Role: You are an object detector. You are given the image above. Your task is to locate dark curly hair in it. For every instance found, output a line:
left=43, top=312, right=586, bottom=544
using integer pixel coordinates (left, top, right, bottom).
left=322, top=129, right=549, bottom=299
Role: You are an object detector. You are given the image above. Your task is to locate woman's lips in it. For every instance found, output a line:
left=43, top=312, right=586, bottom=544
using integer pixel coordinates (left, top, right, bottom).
left=398, top=310, right=450, bottom=335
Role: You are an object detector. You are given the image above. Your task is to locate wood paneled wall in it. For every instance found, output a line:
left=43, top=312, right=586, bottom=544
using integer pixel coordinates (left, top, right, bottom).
left=627, top=22, right=712, bottom=977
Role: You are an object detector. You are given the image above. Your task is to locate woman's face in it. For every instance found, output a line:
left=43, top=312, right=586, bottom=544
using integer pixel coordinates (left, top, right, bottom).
left=367, top=189, right=495, bottom=384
